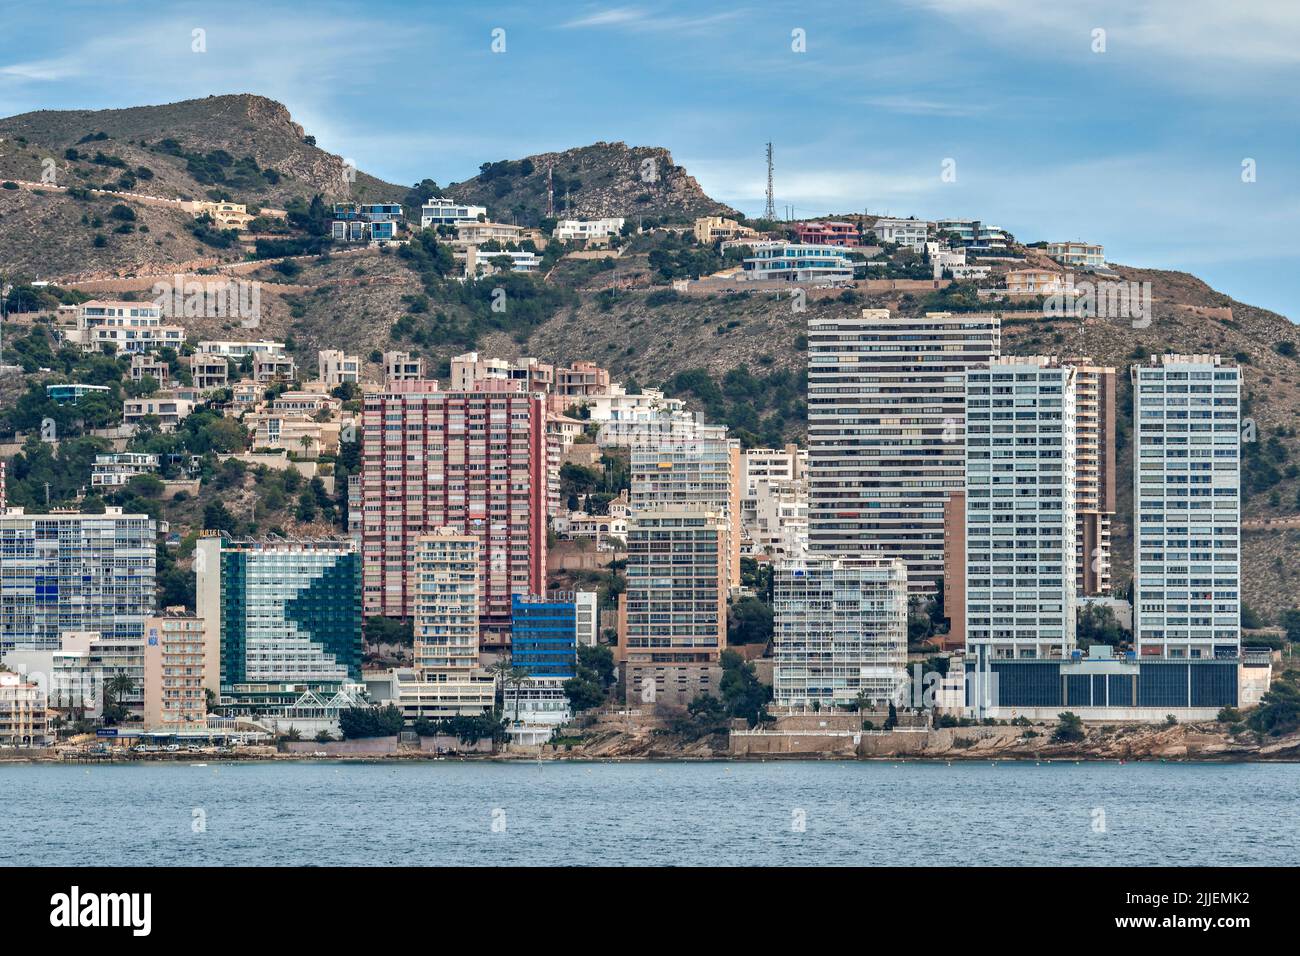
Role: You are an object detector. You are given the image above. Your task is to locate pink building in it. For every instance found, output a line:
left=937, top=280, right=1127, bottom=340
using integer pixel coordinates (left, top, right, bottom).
left=360, top=379, right=548, bottom=647
left=793, top=221, right=859, bottom=246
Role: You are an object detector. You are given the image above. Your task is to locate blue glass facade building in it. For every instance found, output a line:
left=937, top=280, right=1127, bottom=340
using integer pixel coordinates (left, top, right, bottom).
left=511, top=595, right=578, bottom=678
left=964, top=657, right=1238, bottom=710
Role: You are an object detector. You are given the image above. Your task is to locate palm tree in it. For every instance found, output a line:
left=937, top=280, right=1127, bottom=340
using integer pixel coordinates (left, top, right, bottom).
left=298, top=434, right=314, bottom=457
left=104, top=673, right=137, bottom=724
left=50, top=715, right=66, bottom=742
left=507, top=665, right=531, bottom=724
left=107, top=673, right=137, bottom=702
left=488, top=659, right=513, bottom=710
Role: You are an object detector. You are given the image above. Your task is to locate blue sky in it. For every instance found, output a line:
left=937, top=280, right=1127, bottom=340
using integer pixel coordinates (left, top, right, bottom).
left=2, top=0, right=1298, bottom=318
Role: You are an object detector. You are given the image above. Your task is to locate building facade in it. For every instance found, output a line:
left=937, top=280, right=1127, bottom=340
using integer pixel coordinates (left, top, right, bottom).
left=359, top=379, right=547, bottom=645
left=420, top=199, right=487, bottom=228
left=773, top=557, right=908, bottom=709
left=740, top=478, right=808, bottom=560
left=964, top=357, right=1077, bottom=662
left=143, top=610, right=209, bottom=729
left=0, top=672, right=48, bottom=746
left=629, top=437, right=741, bottom=591
left=793, top=221, right=859, bottom=246
left=1069, top=361, right=1118, bottom=596
left=1047, top=241, right=1105, bottom=270
left=196, top=534, right=362, bottom=711
left=741, top=445, right=807, bottom=486
left=511, top=594, right=578, bottom=678
left=806, top=309, right=1000, bottom=593
left=935, top=219, right=1010, bottom=252
left=575, top=591, right=599, bottom=647
left=941, top=490, right=966, bottom=651
left=740, top=242, right=854, bottom=283
left=66, top=300, right=185, bottom=354
left=0, top=508, right=156, bottom=655
left=553, top=218, right=624, bottom=241
left=1131, top=355, right=1241, bottom=659
left=870, top=217, right=931, bottom=252
left=318, top=350, right=361, bottom=387
left=618, top=508, right=728, bottom=707
left=693, top=216, right=757, bottom=244
left=383, top=350, right=425, bottom=383
left=90, top=453, right=160, bottom=489
left=398, top=529, right=495, bottom=720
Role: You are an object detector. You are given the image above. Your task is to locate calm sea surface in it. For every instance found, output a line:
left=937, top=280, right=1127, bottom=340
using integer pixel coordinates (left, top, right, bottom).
left=2, top=760, right=1296, bottom=866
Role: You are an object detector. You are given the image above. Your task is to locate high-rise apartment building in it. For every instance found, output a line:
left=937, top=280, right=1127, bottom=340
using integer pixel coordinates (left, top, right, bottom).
left=0, top=507, right=156, bottom=654
left=360, top=379, right=547, bottom=645
left=1131, top=355, right=1241, bottom=658
left=1067, top=360, right=1118, bottom=596
left=196, top=534, right=362, bottom=711
left=964, top=357, right=1077, bottom=661
left=772, top=557, right=908, bottom=708
left=411, top=530, right=480, bottom=676
left=143, top=609, right=209, bottom=729
left=398, top=529, right=496, bottom=719
left=618, top=507, right=728, bottom=707
left=807, top=309, right=1000, bottom=593
left=629, top=437, right=741, bottom=590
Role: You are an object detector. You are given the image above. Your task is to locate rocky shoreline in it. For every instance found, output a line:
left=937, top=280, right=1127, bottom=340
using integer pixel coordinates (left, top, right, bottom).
left=7, top=721, right=1299, bottom=765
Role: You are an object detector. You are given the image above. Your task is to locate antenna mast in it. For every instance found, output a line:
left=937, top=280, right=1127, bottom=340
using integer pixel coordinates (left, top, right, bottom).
left=763, top=142, right=776, bottom=220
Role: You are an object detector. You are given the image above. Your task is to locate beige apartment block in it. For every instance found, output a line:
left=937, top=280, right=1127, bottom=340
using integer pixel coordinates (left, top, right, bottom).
left=143, top=610, right=210, bottom=730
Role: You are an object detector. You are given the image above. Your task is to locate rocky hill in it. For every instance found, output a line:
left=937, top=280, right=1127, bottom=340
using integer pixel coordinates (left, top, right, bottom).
left=3, top=93, right=1300, bottom=623
left=445, top=142, right=738, bottom=226
left=0, top=94, right=404, bottom=278
left=0, top=94, right=402, bottom=204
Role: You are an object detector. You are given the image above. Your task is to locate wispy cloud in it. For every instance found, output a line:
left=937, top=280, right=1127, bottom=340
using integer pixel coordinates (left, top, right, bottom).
left=907, top=0, right=1300, bottom=67
left=0, top=56, right=83, bottom=82
left=560, top=5, right=743, bottom=34
left=860, top=94, right=989, bottom=118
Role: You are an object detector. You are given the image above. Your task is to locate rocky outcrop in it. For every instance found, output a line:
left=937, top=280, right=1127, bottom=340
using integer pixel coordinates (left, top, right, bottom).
left=447, top=141, right=738, bottom=225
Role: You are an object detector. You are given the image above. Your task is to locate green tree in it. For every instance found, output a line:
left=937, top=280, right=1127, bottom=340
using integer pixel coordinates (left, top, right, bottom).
left=338, top=704, right=404, bottom=739
left=102, top=673, right=138, bottom=725
left=488, top=659, right=514, bottom=710
left=1076, top=603, right=1128, bottom=649
left=670, top=694, right=729, bottom=740
left=1052, top=711, right=1085, bottom=743
left=203, top=500, right=236, bottom=531
left=563, top=644, right=616, bottom=712
left=726, top=595, right=773, bottom=646
left=363, top=616, right=414, bottom=646
left=1246, top=673, right=1300, bottom=737
left=718, top=649, right=771, bottom=726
